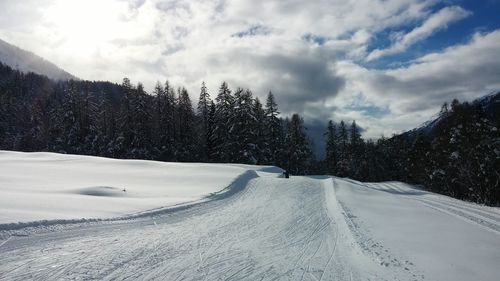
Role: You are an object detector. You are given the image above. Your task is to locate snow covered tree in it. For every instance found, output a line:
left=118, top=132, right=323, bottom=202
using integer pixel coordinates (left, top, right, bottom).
left=324, top=120, right=337, bottom=175
left=231, top=88, right=258, bottom=164
left=253, top=97, right=266, bottom=164
left=176, top=87, right=197, bottom=161
left=211, top=82, right=234, bottom=162
left=129, top=83, right=154, bottom=159
left=336, top=120, right=349, bottom=177
left=348, top=120, right=364, bottom=179
left=284, top=114, right=312, bottom=175
left=93, top=94, right=116, bottom=157
left=206, top=100, right=217, bottom=162
left=264, top=91, right=282, bottom=165
left=197, top=82, right=212, bottom=161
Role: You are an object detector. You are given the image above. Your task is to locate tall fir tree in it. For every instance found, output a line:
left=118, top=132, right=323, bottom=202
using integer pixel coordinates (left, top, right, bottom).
left=284, top=114, right=312, bottom=175
left=349, top=120, right=363, bottom=178
left=336, top=120, right=349, bottom=177
left=232, top=88, right=258, bottom=164
left=212, top=82, right=234, bottom=162
left=176, top=87, right=196, bottom=161
left=253, top=97, right=266, bottom=164
left=325, top=120, right=337, bottom=175
left=264, top=91, right=282, bottom=165
left=197, top=82, right=212, bottom=161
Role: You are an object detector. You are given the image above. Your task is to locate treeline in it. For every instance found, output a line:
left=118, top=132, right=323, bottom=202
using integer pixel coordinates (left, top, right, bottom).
left=0, top=62, right=498, bottom=205
left=0, top=63, right=312, bottom=174
left=322, top=95, right=500, bottom=205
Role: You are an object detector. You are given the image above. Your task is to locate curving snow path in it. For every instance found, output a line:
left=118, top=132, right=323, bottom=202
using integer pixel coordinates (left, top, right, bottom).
left=0, top=175, right=499, bottom=280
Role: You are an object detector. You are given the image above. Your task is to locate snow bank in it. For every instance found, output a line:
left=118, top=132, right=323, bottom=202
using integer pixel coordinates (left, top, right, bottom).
left=0, top=151, right=279, bottom=226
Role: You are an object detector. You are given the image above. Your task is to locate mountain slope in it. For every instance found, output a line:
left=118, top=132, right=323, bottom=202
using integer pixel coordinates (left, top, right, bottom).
left=402, top=91, right=499, bottom=140
left=0, top=38, right=76, bottom=81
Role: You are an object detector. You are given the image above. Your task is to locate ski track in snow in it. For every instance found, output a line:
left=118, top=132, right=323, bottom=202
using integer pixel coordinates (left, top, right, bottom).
left=1, top=175, right=499, bottom=281
left=364, top=182, right=500, bottom=234
left=0, top=177, right=358, bottom=281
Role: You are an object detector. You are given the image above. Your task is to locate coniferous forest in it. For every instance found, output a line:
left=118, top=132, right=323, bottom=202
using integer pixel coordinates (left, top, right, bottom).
left=0, top=62, right=499, bottom=205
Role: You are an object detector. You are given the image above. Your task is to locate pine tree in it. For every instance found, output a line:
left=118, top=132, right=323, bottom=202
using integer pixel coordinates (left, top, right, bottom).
left=232, top=88, right=258, bottom=164
left=212, top=82, right=234, bottom=162
left=115, top=77, right=134, bottom=157
left=206, top=100, right=217, bottom=161
left=94, top=94, right=115, bottom=157
left=325, top=120, right=337, bottom=175
left=349, top=120, right=363, bottom=179
left=253, top=97, right=266, bottom=164
left=52, top=82, right=83, bottom=154
left=164, top=81, right=177, bottom=160
left=285, top=114, right=312, bottom=175
left=176, top=87, right=196, bottom=161
left=129, top=83, right=153, bottom=159
left=264, top=91, right=282, bottom=165
left=336, top=120, right=349, bottom=177
left=152, top=81, right=165, bottom=150
left=197, top=82, right=212, bottom=161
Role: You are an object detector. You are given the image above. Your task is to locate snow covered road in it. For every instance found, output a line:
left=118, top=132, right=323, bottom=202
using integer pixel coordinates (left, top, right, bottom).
left=1, top=175, right=499, bottom=280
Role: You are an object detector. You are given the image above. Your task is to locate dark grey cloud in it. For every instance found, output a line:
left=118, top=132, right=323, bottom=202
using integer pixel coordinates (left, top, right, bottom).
left=259, top=53, right=345, bottom=110
left=205, top=46, right=345, bottom=116
left=186, top=43, right=348, bottom=144
left=304, top=118, right=327, bottom=159
left=231, top=25, right=271, bottom=38
left=302, top=34, right=329, bottom=45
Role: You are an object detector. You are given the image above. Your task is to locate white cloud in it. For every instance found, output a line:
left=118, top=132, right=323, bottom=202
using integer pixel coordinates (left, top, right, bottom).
left=334, top=30, right=500, bottom=138
left=367, top=6, right=471, bottom=61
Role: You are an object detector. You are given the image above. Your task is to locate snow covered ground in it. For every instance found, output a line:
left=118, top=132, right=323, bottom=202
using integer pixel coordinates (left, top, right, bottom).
left=332, top=178, right=500, bottom=281
left=0, top=151, right=281, bottom=226
left=0, top=151, right=499, bottom=280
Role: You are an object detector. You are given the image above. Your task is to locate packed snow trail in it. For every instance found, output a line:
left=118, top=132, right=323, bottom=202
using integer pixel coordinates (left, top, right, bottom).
left=1, top=175, right=499, bottom=280
left=0, top=176, right=367, bottom=280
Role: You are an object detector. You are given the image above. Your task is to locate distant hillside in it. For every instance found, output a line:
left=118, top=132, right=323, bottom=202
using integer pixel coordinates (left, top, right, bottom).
left=402, top=91, right=500, bottom=141
left=0, top=38, right=76, bottom=81
left=382, top=91, right=500, bottom=205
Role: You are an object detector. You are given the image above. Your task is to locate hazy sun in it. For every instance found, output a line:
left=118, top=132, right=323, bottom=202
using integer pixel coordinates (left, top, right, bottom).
left=41, top=0, right=129, bottom=57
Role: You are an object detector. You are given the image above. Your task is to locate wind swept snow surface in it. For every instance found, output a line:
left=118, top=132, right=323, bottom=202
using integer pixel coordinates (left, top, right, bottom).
left=0, top=151, right=279, bottom=226
left=0, top=155, right=499, bottom=280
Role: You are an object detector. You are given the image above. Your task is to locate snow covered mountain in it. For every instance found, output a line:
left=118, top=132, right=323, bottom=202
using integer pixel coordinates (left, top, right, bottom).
left=0, top=38, right=75, bottom=81
left=402, top=91, right=500, bottom=140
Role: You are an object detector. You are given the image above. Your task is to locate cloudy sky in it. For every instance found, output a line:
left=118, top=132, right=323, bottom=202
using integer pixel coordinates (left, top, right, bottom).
left=0, top=0, right=499, bottom=143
